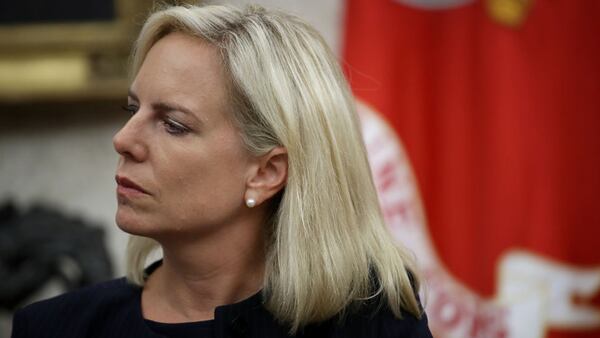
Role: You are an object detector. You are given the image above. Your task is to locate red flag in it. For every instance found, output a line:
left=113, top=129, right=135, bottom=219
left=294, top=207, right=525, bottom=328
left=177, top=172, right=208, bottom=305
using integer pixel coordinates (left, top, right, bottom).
left=344, top=1, right=600, bottom=337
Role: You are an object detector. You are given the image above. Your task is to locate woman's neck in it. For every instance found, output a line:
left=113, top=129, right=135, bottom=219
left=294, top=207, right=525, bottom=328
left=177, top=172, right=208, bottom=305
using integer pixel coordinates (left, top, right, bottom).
left=141, top=222, right=266, bottom=323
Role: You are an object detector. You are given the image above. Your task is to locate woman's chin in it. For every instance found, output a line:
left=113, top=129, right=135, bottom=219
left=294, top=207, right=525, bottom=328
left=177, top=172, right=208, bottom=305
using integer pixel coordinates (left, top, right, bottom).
left=115, top=212, right=156, bottom=237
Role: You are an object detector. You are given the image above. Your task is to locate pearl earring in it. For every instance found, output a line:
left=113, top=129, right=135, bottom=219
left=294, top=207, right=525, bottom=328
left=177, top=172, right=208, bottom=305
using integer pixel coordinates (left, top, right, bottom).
left=246, top=198, right=256, bottom=208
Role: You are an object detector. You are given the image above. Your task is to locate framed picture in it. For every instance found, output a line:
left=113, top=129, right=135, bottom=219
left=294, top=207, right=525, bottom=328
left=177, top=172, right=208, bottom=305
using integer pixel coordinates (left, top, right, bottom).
left=0, top=0, right=156, bottom=102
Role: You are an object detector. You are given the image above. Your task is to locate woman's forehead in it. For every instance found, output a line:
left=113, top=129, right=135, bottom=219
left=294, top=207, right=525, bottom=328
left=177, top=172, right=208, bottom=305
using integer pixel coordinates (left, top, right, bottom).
left=139, top=33, right=222, bottom=84
left=131, top=33, right=229, bottom=120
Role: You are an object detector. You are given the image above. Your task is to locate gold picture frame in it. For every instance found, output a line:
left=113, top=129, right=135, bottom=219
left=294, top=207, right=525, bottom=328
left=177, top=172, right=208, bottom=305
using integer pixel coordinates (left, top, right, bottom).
left=0, top=0, right=154, bottom=102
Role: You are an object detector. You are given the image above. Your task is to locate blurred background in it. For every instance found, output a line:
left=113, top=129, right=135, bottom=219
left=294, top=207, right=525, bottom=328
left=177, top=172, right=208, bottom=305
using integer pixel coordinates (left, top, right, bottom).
left=0, top=0, right=598, bottom=338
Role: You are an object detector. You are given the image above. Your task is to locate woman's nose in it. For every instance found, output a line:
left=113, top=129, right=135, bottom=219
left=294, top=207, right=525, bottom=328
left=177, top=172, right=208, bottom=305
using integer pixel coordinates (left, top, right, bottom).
left=113, top=114, right=148, bottom=162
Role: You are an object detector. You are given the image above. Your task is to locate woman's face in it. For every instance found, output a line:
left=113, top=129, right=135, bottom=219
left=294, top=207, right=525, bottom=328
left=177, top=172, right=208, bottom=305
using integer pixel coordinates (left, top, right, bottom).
left=113, top=33, right=253, bottom=237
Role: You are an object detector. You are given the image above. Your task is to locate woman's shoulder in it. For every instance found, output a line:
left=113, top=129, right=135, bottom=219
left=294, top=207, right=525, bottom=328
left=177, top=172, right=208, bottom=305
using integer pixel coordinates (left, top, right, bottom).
left=326, top=295, right=432, bottom=338
left=12, top=278, right=144, bottom=338
left=18, top=277, right=137, bottom=314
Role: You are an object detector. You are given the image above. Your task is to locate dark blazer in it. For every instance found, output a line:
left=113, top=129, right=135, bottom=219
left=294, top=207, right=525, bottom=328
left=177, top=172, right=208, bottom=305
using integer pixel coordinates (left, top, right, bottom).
left=11, top=277, right=433, bottom=338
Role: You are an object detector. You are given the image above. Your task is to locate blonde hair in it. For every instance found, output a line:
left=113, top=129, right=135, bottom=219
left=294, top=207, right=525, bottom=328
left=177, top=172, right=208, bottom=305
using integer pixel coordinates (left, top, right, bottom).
left=125, top=3, right=421, bottom=332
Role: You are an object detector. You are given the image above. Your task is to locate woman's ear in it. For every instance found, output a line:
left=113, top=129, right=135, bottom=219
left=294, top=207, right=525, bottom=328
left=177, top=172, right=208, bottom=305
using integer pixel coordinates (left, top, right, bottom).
left=245, top=147, right=288, bottom=207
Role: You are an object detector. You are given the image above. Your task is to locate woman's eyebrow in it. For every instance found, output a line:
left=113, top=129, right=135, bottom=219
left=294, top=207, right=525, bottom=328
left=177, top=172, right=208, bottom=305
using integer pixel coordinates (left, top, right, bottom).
left=128, top=88, right=202, bottom=124
left=151, top=102, right=198, bottom=120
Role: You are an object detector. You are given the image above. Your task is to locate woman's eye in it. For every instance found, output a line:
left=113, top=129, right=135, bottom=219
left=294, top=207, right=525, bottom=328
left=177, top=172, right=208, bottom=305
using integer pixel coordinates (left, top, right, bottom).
left=121, top=104, right=138, bottom=115
left=163, top=118, right=189, bottom=136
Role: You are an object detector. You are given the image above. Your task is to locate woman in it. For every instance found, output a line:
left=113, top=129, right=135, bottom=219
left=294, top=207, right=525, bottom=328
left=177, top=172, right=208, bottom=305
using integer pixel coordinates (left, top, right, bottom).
left=12, top=4, right=432, bottom=338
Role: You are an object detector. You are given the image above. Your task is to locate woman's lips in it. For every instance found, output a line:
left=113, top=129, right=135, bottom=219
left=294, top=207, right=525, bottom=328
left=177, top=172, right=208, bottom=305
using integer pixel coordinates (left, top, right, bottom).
left=116, top=175, right=149, bottom=196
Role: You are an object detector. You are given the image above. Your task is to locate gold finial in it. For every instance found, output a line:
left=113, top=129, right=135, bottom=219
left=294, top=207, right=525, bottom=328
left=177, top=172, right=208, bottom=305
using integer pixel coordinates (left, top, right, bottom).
left=486, top=0, right=532, bottom=27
